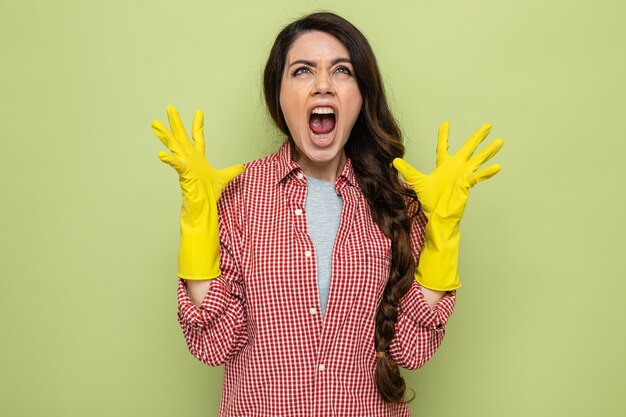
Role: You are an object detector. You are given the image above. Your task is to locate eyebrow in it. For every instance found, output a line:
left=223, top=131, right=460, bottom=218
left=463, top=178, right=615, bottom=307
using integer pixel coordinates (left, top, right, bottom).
left=288, top=57, right=352, bottom=67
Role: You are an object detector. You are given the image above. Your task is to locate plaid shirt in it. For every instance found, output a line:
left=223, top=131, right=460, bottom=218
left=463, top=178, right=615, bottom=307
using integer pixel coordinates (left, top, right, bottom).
left=177, top=142, right=456, bottom=417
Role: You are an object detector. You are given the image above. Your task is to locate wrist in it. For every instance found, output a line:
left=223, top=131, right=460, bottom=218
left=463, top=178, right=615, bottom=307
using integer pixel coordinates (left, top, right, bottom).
left=426, top=212, right=461, bottom=229
left=424, top=218, right=460, bottom=250
left=179, top=196, right=216, bottom=230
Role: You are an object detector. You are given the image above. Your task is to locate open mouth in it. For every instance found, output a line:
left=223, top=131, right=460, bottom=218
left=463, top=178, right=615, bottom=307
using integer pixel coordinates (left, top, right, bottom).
left=308, top=106, right=337, bottom=141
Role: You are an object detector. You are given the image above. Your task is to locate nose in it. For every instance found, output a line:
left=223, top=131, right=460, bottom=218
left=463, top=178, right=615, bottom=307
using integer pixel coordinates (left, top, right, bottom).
left=312, top=73, right=335, bottom=96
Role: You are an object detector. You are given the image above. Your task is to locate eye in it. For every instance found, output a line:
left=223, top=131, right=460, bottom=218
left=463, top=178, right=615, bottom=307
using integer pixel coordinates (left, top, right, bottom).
left=335, top=65, right=353, bottom=76
left=292, top=66, right=311, bottom=76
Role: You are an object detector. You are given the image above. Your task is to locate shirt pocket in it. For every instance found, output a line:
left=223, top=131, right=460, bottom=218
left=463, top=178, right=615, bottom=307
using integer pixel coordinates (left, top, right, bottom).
left=364, top=252, right=392, bottom=294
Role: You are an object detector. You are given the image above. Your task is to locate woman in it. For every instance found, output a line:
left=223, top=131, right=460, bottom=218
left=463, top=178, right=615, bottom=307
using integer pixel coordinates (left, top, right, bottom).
left=151, top=11, right=503, bottom=417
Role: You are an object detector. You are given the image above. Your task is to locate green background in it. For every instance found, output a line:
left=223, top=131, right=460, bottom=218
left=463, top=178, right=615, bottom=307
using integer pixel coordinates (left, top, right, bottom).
left=1, top=0, right=624, bottom=416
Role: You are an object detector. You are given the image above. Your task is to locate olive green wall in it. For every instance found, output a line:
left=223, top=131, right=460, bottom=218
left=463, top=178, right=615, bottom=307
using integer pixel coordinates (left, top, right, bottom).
left=1, top=0, right=624, bottom=416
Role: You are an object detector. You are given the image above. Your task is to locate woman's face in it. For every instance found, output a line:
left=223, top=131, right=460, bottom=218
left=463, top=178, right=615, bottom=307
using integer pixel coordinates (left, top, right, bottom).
left=279, top=31, right=363, bottom=180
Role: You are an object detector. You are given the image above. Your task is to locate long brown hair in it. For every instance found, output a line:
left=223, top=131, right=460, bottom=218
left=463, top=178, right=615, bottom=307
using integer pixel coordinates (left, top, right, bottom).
left=263, top=11, right=418, bottom=404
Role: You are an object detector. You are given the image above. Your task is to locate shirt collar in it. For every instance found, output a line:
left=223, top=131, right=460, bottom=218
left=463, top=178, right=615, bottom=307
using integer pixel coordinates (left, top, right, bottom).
left=274, top=141, right=359, bottom=190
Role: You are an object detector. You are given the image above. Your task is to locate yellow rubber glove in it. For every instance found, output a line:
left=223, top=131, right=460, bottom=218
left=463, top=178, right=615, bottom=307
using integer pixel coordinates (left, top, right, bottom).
left=151, top=105, right=245, bottom=280
left=393, top=122, right=504, bottom=291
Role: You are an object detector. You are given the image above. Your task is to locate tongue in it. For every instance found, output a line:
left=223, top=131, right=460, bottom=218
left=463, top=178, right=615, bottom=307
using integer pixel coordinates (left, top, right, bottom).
left=309, top=114, right=336, bottom=134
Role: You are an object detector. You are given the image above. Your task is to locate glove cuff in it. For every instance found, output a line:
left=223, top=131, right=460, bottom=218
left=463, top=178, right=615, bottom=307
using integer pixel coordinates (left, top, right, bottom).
left=177, top=202, right=221, bottom=281
left=414, top=219, right=462, bottom=291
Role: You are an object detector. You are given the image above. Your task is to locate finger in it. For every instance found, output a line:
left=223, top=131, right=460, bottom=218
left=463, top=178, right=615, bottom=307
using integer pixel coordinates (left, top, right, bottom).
left=151, top=120, right=181, bottom=154
left=192, top=109, right=205, bottom=154
left=467, top=164, right=501, bottom=185
left=468, top=138, right=504, bottom=170
left=219, top=164, right=246, bottom=185
left=392, top=158, right=425, bottom=187
left=436, top=121, right=450, bottom=167
left=158, top=151, right=187, bottom=175
left=457, top=123, right=493, bottom=160
left=166, top=105, right=192, bottom=146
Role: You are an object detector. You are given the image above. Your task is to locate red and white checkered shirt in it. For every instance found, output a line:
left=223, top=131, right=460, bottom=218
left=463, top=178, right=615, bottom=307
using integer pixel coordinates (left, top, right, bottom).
left=177, top=142, right=456, bottom=417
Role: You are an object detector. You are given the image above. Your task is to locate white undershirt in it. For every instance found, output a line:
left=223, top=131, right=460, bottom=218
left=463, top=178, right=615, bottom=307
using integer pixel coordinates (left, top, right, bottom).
left=304, top=176, right=343, bottom=320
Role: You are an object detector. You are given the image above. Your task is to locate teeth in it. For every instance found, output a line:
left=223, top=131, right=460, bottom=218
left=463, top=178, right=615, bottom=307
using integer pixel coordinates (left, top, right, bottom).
left=311, top=106, right=334, bottom=115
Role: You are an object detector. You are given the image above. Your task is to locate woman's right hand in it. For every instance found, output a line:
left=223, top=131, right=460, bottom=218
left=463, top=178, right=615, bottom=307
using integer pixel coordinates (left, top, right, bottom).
left=151, top=105, right=245, bottom=281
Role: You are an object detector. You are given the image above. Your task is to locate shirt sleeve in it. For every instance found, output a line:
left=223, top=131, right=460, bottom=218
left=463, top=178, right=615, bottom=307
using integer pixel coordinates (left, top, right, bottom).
left=387, top=202, right=457, bottom=370
left=177, top=180, right=248, bottom=367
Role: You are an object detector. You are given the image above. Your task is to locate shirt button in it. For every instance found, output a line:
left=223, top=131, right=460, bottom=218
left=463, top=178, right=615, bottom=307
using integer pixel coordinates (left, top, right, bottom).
left=318, top=364, right=325, bottom=371
left=309, top=307, right=317, bottom=315
left=297, top=172, right=304, bottom=180
left=295, top=209, right=303, bottom=216
left=305, top=250, right=312, bottom=258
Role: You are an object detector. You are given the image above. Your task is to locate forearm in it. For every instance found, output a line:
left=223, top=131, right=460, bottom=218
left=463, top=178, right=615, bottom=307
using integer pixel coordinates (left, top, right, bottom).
left=177, top=278, right=248, bottom=366
left=415, top=217, right=462, bottom=291
left=419, top=286, right=447, bottom=310
left=177, top=208, right=219, bottom=306
left=184, top=279, right=213, bottom=307
left=388, top=283, right=456, bottom=370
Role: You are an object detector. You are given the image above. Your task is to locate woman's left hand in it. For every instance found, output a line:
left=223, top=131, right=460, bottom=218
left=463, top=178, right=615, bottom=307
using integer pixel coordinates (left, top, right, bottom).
left=392, top=122, right=504, bottom=291
left=393, top=122, right=504, bottom=224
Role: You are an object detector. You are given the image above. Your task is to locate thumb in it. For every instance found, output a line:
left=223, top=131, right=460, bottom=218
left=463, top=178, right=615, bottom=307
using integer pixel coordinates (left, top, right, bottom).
left=218, top=164, right=246, bottom=185
left=392, top=158, right=425, bottom=188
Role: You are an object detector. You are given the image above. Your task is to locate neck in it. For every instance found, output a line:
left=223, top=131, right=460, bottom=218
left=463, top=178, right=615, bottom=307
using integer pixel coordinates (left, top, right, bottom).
left=294, top=151, right=346, bottom=182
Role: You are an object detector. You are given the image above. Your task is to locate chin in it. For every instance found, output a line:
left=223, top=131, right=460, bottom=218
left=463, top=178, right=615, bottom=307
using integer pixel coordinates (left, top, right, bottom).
left=305, top=149, right=341, bottom=164
left=299, top=132, right=346, bottom=163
